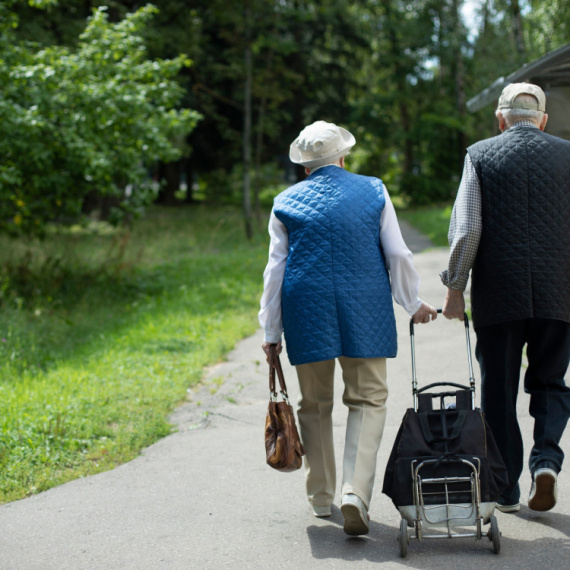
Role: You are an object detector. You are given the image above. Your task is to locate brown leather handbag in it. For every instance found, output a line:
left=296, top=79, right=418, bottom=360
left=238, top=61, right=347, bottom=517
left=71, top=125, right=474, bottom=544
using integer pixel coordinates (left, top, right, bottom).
left=264, top=346, right=306, bottom=472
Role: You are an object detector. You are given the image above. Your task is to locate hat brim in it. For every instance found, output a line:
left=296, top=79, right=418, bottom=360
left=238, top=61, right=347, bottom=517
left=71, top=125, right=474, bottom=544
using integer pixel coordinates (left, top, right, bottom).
left=289, top=127, right=355, bottom=167
left=498, top=100, right=545, bottom=112
left=498, top=83, right=546, bottom=113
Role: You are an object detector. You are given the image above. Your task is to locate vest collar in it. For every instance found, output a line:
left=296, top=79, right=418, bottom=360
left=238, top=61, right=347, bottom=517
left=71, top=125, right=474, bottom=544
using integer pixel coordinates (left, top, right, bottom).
left=508, top=120, right=539, bottom=131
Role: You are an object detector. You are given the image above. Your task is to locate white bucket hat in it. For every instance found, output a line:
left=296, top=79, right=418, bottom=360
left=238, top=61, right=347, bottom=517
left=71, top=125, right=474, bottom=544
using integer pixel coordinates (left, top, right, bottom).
left=289, top=121, right=356, bottom=168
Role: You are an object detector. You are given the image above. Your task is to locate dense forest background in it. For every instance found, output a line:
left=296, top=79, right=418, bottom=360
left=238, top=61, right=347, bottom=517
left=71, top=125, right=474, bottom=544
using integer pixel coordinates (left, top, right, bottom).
left=6, top=1, right=570, bottom=224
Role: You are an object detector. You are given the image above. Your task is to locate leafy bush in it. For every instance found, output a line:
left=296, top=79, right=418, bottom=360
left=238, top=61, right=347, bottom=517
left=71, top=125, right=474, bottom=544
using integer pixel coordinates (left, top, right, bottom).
left=0, top=3, right=201, bottom=236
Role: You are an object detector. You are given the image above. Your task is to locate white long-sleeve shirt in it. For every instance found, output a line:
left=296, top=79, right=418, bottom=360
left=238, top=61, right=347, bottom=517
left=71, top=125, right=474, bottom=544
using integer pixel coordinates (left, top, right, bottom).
left=259, top=178, right=423, bottom=343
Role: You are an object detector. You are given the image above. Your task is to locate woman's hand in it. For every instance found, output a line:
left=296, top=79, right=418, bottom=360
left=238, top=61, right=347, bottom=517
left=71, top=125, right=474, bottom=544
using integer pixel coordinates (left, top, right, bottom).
left=262, top=341, right=282, bottom=364
left=412, top=302, right=438, bottom=324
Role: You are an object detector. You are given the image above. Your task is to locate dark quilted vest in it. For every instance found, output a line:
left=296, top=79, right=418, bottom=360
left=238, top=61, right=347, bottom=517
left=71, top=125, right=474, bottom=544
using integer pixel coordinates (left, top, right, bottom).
left=273, top=166, right=397, bottom=366
left=467, top=125, right=570, bottom=329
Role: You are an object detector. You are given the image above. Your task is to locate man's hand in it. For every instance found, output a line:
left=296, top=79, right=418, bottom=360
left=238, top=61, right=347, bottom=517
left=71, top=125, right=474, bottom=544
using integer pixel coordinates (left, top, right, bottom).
left=262, top=341, right=282, bottom=364
left=412, top=302, right=438, bottom=324
left=442, top=288, right=465, bottom=321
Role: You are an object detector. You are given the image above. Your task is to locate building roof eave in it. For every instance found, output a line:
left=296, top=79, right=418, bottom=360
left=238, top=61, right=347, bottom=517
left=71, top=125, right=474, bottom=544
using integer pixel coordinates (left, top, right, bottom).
left=467, top=43, right=570, bottom=113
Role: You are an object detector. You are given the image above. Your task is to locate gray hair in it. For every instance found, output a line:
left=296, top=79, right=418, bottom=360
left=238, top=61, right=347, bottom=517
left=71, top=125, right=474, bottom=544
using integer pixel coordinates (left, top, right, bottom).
left=496, top=94, right=545, bottom=127
left=306, top=156, right=344, bottom=174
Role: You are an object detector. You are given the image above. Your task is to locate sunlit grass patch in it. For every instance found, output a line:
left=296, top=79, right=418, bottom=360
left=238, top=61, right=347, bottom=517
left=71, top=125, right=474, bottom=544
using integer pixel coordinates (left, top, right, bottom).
left=0, top=206, right=269, bottom=503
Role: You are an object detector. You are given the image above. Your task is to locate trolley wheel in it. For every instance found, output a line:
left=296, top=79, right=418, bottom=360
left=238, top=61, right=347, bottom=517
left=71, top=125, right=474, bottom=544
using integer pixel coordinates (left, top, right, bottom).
left=489, top=515, right=501, bottom=554
left=399, top=519, right=409, bottom=558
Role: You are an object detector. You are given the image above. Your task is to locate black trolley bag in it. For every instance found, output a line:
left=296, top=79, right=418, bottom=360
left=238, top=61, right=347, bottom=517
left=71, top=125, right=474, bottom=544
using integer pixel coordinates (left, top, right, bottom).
left=382, top=310, right=509, bottom=557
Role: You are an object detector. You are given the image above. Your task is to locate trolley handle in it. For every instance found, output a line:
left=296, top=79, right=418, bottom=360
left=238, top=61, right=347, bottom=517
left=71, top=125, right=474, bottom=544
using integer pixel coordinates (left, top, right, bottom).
left=410, top=309, right=476, bottom=412
left=409, top=308, right=468, bottom=335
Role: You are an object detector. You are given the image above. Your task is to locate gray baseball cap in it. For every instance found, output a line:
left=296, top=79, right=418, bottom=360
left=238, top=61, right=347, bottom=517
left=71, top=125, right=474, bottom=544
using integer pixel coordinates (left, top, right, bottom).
left=498, top=82, right=546, bottom=112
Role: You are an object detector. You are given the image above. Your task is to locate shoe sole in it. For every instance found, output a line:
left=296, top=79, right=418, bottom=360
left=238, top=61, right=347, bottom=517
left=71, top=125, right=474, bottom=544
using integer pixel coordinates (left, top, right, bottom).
left=341, top=503, right=369, bottom=536
left=529, top=471, right=557, bottom=512
left=496, top=503, right=520, bottom=513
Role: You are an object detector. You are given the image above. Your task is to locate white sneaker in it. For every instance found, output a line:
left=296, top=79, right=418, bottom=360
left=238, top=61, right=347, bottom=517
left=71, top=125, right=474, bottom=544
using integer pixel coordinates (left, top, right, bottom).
left=528, top=468, right=558, bottom=512
left=341, top=494, right=370, bottom=536
left=312, top=504, right=332, bottom=518
left=496, top=501, right=520, bottom=513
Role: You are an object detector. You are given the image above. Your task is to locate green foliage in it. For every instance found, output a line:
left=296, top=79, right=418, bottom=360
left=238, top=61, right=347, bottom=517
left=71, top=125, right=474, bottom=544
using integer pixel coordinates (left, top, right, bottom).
left=0, top=3, right=201, bottom=236
left=524, top=0, right=570, bottom=55
left=169, top=0, right=372, bottom=195
left=8, top=1, right=570, bottom=210
left=397, top=204, right=453, bottom=247
left=0, top=206, right=268, bottom=503
left=349, top=1, right=471, bottom=204
left=28, top=1, right=59, bottom=7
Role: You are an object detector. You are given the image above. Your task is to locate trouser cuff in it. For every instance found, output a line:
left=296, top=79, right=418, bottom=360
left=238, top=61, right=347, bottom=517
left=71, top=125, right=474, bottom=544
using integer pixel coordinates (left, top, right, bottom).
left=532, top=459, right=561, bottom=475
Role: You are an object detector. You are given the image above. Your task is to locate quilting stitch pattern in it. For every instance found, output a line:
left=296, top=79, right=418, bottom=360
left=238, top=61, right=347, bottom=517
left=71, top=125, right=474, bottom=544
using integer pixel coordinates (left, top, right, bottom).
left=467, top=126, right=570, bottom=329
left=273, top=166, right=397, bottom=366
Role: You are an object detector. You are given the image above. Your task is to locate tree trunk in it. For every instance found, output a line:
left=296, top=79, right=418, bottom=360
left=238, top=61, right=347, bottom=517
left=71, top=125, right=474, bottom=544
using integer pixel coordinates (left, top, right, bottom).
left=455, top=51, right=468, bottom=159
left=400, top=101, right=413, bottom=178
left=452, top=0, right=467, bottom=162
left=511, top=0, right=525, bottom=56
left=254, top=99, right=265, bottom=229
left=254, top=52, right=273, bottom=229
left=482, top=0, right=490, bottom=37
left=156, top=160, right=181, bottom=206
left=184, top=160, right=195, bottom=204
left=292, top=0, right=306, bottom=183
left=382, top=0, right=414, bottom=192
left=242, top=2, right=253, bottom=240
left=99, top=195, right=121, bottom=221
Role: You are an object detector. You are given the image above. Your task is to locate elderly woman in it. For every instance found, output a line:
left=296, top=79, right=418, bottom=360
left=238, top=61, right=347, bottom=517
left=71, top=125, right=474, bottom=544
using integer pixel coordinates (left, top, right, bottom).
left=259, top=121, right=436, bottom=536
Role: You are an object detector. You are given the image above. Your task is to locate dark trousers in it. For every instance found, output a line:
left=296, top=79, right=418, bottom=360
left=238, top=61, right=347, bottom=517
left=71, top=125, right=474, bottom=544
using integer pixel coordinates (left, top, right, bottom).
left=476, top=318, right=570, bottom=504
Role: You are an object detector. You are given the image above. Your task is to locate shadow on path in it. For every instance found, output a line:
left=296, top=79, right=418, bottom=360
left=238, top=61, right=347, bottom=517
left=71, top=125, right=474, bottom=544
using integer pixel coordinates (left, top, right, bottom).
left=306, top=505, right=570, bottom=567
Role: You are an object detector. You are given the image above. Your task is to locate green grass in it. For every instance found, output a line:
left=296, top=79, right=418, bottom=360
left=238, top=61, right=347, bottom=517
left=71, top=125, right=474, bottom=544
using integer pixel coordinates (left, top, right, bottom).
left=397, top=204, right=453, bottom=247
left=0, top=206, right=269, bottom=503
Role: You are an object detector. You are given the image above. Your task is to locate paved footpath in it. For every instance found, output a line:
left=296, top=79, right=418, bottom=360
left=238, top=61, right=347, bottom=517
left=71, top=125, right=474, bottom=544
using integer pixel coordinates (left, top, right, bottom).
left=1, top=222, right=570, bottom=569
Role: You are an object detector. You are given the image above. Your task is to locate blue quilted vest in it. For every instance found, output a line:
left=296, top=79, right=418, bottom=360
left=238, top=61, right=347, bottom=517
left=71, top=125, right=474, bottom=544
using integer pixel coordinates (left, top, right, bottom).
left=273, top=165, right=397, bottom=366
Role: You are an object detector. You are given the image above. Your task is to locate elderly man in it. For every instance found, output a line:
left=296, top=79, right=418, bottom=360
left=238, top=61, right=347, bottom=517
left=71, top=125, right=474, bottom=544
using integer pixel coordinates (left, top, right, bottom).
left=441, top=83, right=570, bottom=513
left=259, top=121, right=436, bottom=536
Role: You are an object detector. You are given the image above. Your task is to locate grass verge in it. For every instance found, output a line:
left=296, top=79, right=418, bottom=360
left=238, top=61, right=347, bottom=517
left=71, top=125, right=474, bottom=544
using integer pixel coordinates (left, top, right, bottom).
left=397, top=204, right=453, bottom=247
left=0, top=206, right=268, bottom=503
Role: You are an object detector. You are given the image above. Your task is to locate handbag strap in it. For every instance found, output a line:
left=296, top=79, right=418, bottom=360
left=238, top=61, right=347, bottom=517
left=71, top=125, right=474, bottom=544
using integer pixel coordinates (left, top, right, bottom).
left=269, top=345, right=289, bottom=402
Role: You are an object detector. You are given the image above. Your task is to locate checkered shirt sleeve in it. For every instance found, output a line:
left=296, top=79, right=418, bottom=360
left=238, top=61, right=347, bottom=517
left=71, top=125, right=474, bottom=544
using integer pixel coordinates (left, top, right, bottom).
left=440, top=154, right=482, bottom=291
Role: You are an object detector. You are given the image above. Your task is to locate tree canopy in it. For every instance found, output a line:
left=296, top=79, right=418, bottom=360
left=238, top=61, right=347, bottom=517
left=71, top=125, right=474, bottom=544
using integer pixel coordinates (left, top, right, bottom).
left=4, top=0, right=570, bottom=226
left=1, top=1, right=200, bottom=236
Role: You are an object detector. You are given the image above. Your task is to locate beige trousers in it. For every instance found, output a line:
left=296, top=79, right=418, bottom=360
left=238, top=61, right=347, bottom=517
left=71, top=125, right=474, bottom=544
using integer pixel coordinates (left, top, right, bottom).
left=295, top=357, right=388, bottom=510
